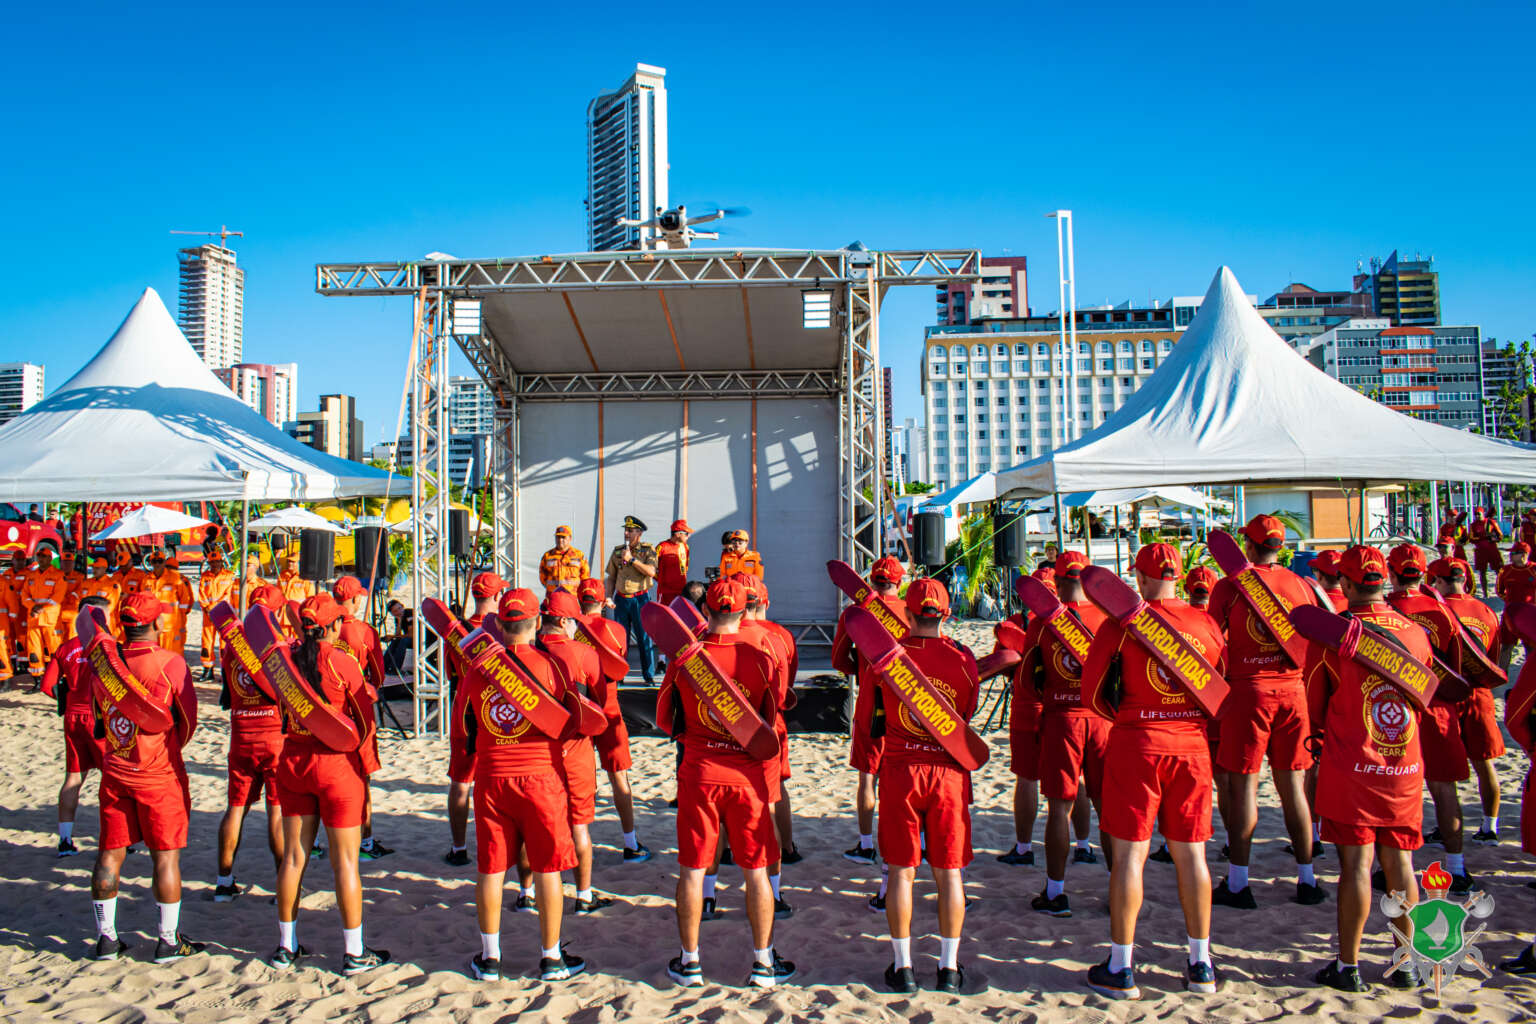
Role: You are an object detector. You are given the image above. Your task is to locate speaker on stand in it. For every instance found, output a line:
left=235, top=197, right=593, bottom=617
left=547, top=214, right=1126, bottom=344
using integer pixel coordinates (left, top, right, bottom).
left=912, top=510, right=947, bottom=570
left=354, top=525, right=386, bottom=622
left=298, top=529, right=335, bottom=585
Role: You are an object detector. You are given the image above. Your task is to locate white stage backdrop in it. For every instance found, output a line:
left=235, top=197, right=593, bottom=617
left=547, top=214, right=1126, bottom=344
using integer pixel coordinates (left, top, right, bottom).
left=516, top=398, right=839, bottom=627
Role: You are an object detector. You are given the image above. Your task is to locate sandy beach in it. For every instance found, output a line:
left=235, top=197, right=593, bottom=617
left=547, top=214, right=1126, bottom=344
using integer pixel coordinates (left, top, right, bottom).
left=2, top=616, right=1535, bottom=1023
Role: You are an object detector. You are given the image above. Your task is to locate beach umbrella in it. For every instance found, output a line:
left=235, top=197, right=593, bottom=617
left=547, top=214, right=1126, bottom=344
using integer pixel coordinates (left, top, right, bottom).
left=247, top=507, right=349, bottom=534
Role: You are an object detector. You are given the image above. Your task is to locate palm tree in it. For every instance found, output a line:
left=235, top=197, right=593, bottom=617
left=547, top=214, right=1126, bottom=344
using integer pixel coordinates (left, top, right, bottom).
left=953, top=511, right=999, bottom=611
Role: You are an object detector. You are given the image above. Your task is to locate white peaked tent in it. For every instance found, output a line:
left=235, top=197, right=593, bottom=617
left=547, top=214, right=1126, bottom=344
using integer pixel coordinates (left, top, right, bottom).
left=997, top=267, right=1536, bottom=497
left=0, top=289, right=394, bottom=500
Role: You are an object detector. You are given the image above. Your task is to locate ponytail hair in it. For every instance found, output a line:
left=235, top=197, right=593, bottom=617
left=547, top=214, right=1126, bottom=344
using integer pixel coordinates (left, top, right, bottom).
left=293, top=623, right=327, bottom=688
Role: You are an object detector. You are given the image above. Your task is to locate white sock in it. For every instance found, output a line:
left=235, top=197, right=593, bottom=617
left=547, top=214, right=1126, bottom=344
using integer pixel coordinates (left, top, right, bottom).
left=59, top=821, right=72, bottom=841
left=542, top=942, right=561, bottom=960
left=1227, top=864, right=1249, bottom=891
left=939, top=936, right=960, bottom=970
left=522, top=886, right=535, bottom=900
left=622, top=830, right=638, bottom=850
left=1299, top=863, right=1316, bottom=886
left=576, top=888, right=593, bottom=902
left=891, top=936, right=912, bottom=969
left=680, top=947, right=699, bottom=965
left=343, top=925, right=363, bottom=957
left=1046, top=877, right=1065, bottom=899
left=278, top=919, right=296, bottom=952
left=93, top=897, right=117, bottom=940
left=878, top=863, right=890, bottom=899
left=1336, top=957, right=1356, bottom=971
left=702, top=874, right=717, bottom=900
left=1076, top=838, right=1091, bottom=852
left=1188, top=936, right=1210, bottom=966
left=1447, top=852, right=1466, bottom=875
left=770, top=873, right=781, bottom=900
left=1486, top=816, right=1499, bottom=833
left=157, top=901, right=179, bottom=943
left=753, top=946, right=773, bottom=968
left=217, top=873, right=233, bottom=887
left=1313, top=821, right=1322, bottom=842
left=481, top=931, right=499, bottom=960
left=1109, top=942, right=1133, bottom=972
left=860, top=833, right=874, bottom=850
left=1015, top=841, right=1032, bottom=855
left=451, top=844, right=466, bottom=854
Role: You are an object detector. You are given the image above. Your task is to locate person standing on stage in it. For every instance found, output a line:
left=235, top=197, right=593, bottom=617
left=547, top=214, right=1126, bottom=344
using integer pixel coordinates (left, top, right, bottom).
left=40, top=595, right=112, bottom=856
left=576, top=578, right=650, bottom=862
left=539, top=526, right=589, bottom=594
left=719, top=529, right=765, bottom=579
left=198, top=552, right=236, bottom=680
left=1469, top=507, right=1504, bottom=597
left=444, top=572, right=504, bottom=867
left=604, top=515, right=659, bottom=685
left=656, top=520, right=691, bottom=607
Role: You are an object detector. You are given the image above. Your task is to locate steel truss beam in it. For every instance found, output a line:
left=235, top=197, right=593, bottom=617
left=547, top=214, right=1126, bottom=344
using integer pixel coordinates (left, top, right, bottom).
left=410, top=292, right=452, bottom=737
left=841, top=263, right=884, bottom=576
left=515, top=369, right=838, bottom=402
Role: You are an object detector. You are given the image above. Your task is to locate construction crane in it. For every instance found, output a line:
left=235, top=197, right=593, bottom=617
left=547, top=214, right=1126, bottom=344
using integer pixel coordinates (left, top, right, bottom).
left=170, top=225, right=243, bottom=248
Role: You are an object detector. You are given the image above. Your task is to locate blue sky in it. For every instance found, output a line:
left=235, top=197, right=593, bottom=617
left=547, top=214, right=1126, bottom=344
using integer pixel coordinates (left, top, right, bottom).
left=3, top=1, right=1532, bottom=445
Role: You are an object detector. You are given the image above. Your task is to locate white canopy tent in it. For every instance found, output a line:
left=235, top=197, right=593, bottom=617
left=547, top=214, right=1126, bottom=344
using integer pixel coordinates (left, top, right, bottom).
left=95, top=505, right=212, bottom=540
left=997, top=267, right=1536, bottom=498
left=0, top=289, right=395, bottom=500
left=918, top=472, right=997, bottom=510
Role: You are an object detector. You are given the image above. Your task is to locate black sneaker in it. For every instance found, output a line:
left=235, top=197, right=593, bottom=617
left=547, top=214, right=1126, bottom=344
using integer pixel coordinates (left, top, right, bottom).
left=91, top=935, right=127, bottom=961
left=780, top=845, right=804, bottom=866
left=623, top=843, right=653, bottom=863
left=774, top=896, right=794, bottom=919
left=1085, top=957, right=1139, bottom=1000
left=1384, top=963, right=1418, bottom=989
left=269, top=944, right=309, bottom=971
left=1219, top=843, right=1229, bottom=861
left=469, top=954, right=501, bottom=980
left=996, top=848, right=1035, bottom=866
left=884, top=962, right=918, bottom=993
left=57, top=837, right=79, bottom=857
left=748, top=951, right=796, bottom=988
left=443, top=848, right=471, bottom=867
left=1149, top=844, right=1174, bottom=864
left=1283, top=841, right=1327, bottom=859
left=1295, top=881, right=1328, bottom=905
left=360, top=840, right=394, bottom=860
left=1073, top=845, right=1098, bottom=865
left=153, top=933, right=206, bottom=963
left=668, top=955, right=703, bottom=987
left=720, top=846, right=734, bottom=866
left=936, top=965, right=964, bottom=993
left=1315, top=960, right=1367, bottom=992
left=1212, top=879, right=1257, bottom=909
left=1502, top=947, right=1536, bottom=975
left=1185, top=959, right=1218, bottom=994
left=700, top=897, right=720, bottom=921
left=1450, top=873, right=1480, bottom=895
left=667, top=797, right=679, bottom=808
left=214, top=882, right=243, bottom=903
left=574, top=894, right=614, bottom=915
left=343, top=947, right=390, bottom=976
left=1424, top=826, right=1443, bottom=847
left=845, top=843, right=878, bottom=866
left=1371, top=869, right=1388, bottom=893
left=1031, top=889, right=1072, bottom=918
left=515, top=892, right=537, bottom=914
left=1471, top=828, right=1499, bottom=845
left=867, top=893, right=886, bottom=913
left=539, top=950, right=585, bottom=981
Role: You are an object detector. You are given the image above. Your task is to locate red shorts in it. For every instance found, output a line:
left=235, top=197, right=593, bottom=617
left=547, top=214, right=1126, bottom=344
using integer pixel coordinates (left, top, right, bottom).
left=99, top=774, right=188, bottom=851
left=276, top=749, right=367, bottom=828
left=1321, top=818, right=1422, bottom=850
left=1501, top=613, right=1532, bottom=651
left=878, top=760, right=973, bottom=869
left=849, top=728, right=884, bottom=776
left=63, top=711, right=102, bottom=775
left=1101, top=734, right=1213, bottom=844
left=595, top=718, right=632, bottom=773
left=475, top=771, right=575, bottom=874
left=1009, top=727, right=1043, bottom=781
left=1216, top=685, right=1311, bottom=774
left=1460, top=688, right=1506, bottom=761
left=1421, top=702, right=1470, bottom=783
left=777, top=721, right=791, bottom=782
left=1474, top=546, right=1503, bottom=571
left=228, top=733, right=283, bottom=807
left=562, top=742, right=597, bottom=826
left=676, top=775, right=778, bottom=870
left=448, top=745, right=475, bottom=785
left=1039, top=712, right=1109, bottom=803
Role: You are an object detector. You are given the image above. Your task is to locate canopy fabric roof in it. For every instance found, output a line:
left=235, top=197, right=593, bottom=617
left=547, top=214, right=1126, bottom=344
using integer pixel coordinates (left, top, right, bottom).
left=247, top=507, right=350, bottom=533
left=918, top=472, right=997, bottom=510
left=997, top=267, right=1536, bottom=498
left=0, top=289, right=395, bottom=501
left=95, top=505, right=211, bottom=540
left=1060, top=485, right=1229, bottom=511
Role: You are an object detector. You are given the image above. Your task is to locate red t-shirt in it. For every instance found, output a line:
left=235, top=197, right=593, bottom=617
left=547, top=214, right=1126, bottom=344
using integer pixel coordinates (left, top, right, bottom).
left=739, top=618, right=792, bottom=708
left=221, top=643, right=281, bottom=741
left=540, top=632, right=603, bottom=759
left=656, top=539, right=689, bottom=595
left=281, top=642, right=372, bottom=753
left=1306, top=602, right=1431, bottom=828
left=337, top=615, right=385, bottom=692
left=831, top=593, right=908, bottom=675
left=99, top=640, right=195, bottom=781
left=659, top=633, right=778, bottom=786
left=453, top=639, right=566, bottom=777
left=1208, top=563, right=1316, bottom=691
left=862, top=635, right=979, bottom=768
left=998, top=612, right=1044, bottom=732
left=1321, top=585, right=1348, bottom=612
left=1443, top=592, right=1501, bottom=681
left=1498, top=565, right=1536, bottom=607
left=1021, top=601, right=1108, bottom=715
left=41, top=636, right=90, bottom=715
left=763, top=619, right=799, bottom=686
left=1387, top=589, right=1459, bottom=706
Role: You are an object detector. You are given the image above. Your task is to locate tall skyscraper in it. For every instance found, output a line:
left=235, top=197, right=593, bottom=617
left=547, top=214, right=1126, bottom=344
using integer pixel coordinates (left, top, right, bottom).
left=448, top=375, right=496, bottom=434
left=178, top=244, right=244, bottom=368
left=586, top=63, right=668, bottom=251
left=0, top=362, right=44, bottom=424
left=1353, top=251, right=1440, bottom=327
left=289, top=394, right=364, bottom=462
left=216, top=362, right=298, bottom=426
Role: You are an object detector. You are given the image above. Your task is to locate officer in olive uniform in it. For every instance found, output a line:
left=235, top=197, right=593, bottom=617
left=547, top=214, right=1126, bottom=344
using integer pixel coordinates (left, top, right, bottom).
left=604, top=515, right=659, bottom=684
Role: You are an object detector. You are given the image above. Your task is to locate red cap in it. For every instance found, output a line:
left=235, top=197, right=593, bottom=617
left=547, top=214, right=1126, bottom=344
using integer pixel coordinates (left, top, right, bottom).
left=1242, top=514, right=1286, bottom=552
left=498, top=588, right=540, bottom=623
left=670, top=519, right=691, bottom=534
left=757, top=580, right=771, bottom=605
left=1135, top=543, right=1182, bottom=580
left=542, top=589, right=582, bottom=618
left=730, top=572, right=762, bottom=606
left=1512, top=541, right=1531, bottom=555
left=1339, top=545, right=1388, bottom=586
left=577, top=578, right=606, bottom=603
left=251, top=584, right=286, bottom=611
left=1184, top=566, right=1218, bottom=595
left=905, top=578, right=951, bottom=619
left=471, top=572, right=506, bottom=599
left=1388, top=543, right=1427, bottom=578
left=332, top=575, right=367, bottom=601
left=1027, top=564, right=1058, bottom=596
left=1311, top=549, right=1342, bottom=577
left=870, top=556, right=905, bottom=584
left=705, top=579, right=746, bottom=613
left=554, top=525, right=571, bottom=537
left=299, top=593, right=343, bottom=628
left=1054, top=550, right=1090, bottom=579
left=119, top=593, right=163, bottom=625
left=1427, top=557, right=1466, bottom=580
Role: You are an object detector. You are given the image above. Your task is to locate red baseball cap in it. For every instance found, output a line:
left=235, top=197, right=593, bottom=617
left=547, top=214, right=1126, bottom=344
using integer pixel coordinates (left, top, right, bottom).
left=299, top=593, right=343, bottom=628
left=1135, top=543, right=1182, bottom=580
left=1512, top=541, right=1531, bottom=555
left=498, top=588, right=540, bottom=623
left=119, top=593, right=163, bottom=625
left=541, top=589, right=582, bottom=618
left=1054, top=550, right=1090, bottom=579
left=577, top=578, right=606, bottom=603
left=670, top=519, right=691, bottom=534
left=1339, top=545, right=1387, bottom=586
left=1427, top=557, right=1466, bottom=581
left=251, top=584, right=286, bottom=611
left=757, top=579, right=771, bottom=605
left=1387, top=543, right=1427, bottom=578
left=905, top=577, right=951, bottom=619
left=705, top=579, right=746, bottom=613
left=1027, top=564, right=1058, bottom=596
left=1311, top=549, right=1342, bottom=578
left=730, top=572, right=762, bottom=606
left=1184, top=566, right=1218, bottom=595
left=332, top=575, right=367, bottom=601
left=870, top=556, right=905, bottom=584
left=1242, top=514, right=1286, bottom=552
left=471, top=572, right=506, bottom=599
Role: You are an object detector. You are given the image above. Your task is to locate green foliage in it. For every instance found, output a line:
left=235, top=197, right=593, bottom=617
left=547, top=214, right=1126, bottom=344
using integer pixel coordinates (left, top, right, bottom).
left=903, top=481, right=938, bottom=495
left=955, top=511, right=999, bottom=609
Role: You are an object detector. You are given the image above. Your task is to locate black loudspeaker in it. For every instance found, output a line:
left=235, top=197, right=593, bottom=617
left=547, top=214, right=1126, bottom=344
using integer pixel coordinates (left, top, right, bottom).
left=298, top=529, right=334, bottom=580
left=993, top=512, right=1027, bottom=567
left=354, top=526, right=386, bottom=587
left=270, top=533, right=288, bottom=554
left=449, top=509, right=472, bottom=557
left=912, top=510, right=946, bottom=567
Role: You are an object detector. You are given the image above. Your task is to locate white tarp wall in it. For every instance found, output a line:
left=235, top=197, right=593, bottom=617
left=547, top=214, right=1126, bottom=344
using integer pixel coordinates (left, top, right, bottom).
left=517, top=398, right=839, bottom=627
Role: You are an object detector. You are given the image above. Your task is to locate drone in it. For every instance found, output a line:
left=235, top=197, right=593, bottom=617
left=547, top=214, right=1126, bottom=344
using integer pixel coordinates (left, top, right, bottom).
left=616, top=204, right=749, bottom=250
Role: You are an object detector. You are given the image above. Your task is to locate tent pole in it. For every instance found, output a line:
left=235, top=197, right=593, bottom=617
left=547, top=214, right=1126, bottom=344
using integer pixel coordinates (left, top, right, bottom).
left=1429, top=481, right=1439, bottom=545
left=238, top=497, right=249, bottom=615
left=1113, top=504, right=1123, bottom=576
left=1358, top=483, right=1367, bottom=541
left=1053, top=492, right=1066, bottom=551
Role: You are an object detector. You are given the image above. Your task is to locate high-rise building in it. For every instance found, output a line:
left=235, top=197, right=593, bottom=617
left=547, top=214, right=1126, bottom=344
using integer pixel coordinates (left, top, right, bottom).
left=1354, top=251, right=1440, bottom=327
left=449, top=375, right=496, bottom=434
left=1257, top=283, right=1374, bottom=349
left=881, top=367, right=895, bottom=481
left=216, top=362, right=298, bottom=426
left=177, top=244, right=244, bottom=369
left=935, top=256, right=1028, bottom=326
left=289, top=394, right=364, bottom=462
left=0, top=363, right=45, bottom=424
left=1310, top=321, right=1484, bottom=430
left=1478, top=339, right=1531, bottom=437
left=396, top=433, right=489, bottom=490
left=896, top=417, right=927, bottom=485
left=586, top=63, right=669, bottom=251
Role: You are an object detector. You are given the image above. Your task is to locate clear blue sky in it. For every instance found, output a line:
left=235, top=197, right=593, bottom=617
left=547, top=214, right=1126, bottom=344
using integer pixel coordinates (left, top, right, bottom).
left=3, top=1, right=1532, bottom=444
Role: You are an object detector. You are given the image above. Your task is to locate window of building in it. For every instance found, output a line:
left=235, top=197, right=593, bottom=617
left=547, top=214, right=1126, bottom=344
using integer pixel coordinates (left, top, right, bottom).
left=1036, top=343, right=1049, bottom=356
left=978, top=413, right=987, bottom=423
left=974, top=344, right=987, bottom=357
left=931, top=381, right=946, bottom=392
left=995, top=396, right=1008, bottom=406
left=953, top=362, right=966, bottom=374
left=1078, top=342, right=1091, bottom=354
left=1017, top=411, right=1029, bottom=421
left=955, top=413, right=966, bottom=423
left=951, top=345, right=965, bottom=358
left=1140, top=358, right=1153, bottom=370
left=1140, top=340, right=1154, bottom=353
left=1099, top=359, right=1113, bottom=372
left=1119, top=340, right=1133, bottom=353
left=933, top=398, right=947, bottom=408
left=995, top=345, right=1008, bottom=357
left=1118, top=358, right=1133, bottom=371
left=1015, top=344, right=1027, bottom=356
left=974, top=396, right=985, bottom=407
left=1160, top=339, right=1173, bottom=352
left=1036, top=379, right=1048, bottom=389
left=1016, top=445, right=1028, bottom=455
left=953, top=381, right=966, bottom=391
left=978, top=430, right=987, bottom=440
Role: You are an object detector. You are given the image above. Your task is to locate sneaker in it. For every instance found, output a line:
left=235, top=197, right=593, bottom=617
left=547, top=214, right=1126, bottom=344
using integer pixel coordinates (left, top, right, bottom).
left=57, top=837, right=79, bottom=858
left=214, top=882, right=243, bottom=903
left=1212, top=879, right=1257, bottom=909
left=1149, top=844, right=1175, bottom=864
left=269, top=944, right=309, bottom=971
left=574, top=894, right=614, bottom=915
left=996, top=848, right=1035, bottom=866
left=1502, top=947, right=1536, bottom=975
left=667, top=797, right=679, bottom=808
left=515, top=893, right=537, bottom=914
left=867, top=893, right=886, bottom=913
left=309, top=843, right=326, bottom=860
left=468, top=954, right=500, bottom=980
left=153, top=933, right=206, bottom=963
left=1424, top=826, right=1443, bottom=847
left=1185, top=960, right=1218, bottom=994
left=780, top=845, right=804, bottom=866
left=700, top=897, right=720, bottom=921
left=884, top=962, right=918, bottom=993
left=1085, top=957, right=1139, bottom=1000
left=842, top=842, right=878, bottom=865
left=443, top=848, right=471, bottom=867
left=936, top=965, right=964, bottom=993
left=1219, top=843, right=1230, bottom=861
left=1450, top=873, right=1480, bottom=895
left=1031, top=889, right=1072, bottom=918
left=1295, top=881, right=1328, bottom=905
left=748, top=951, right=796, bottom=988
left=1471, top=828, right=1499, bottom=845
left=623, top=843, right=653, bottom=864
left=773, top=896, right=795, bottom=919
left=359, top=841, right=394, bottom=860
left=343, top=947, right=391, bottom=976
left=1314, top=960, right=1367, bottom=992
left=1073, top=846, right=1098, bottom=865
left=720, top=846, right=734, bottom=866
left=539, top=950, right=586, bottom=981
left=1384, top=963, right=1418, bottom=989
left=91, top=935, right=127, bottom=961
left=668, top=955, right=703, bottom=987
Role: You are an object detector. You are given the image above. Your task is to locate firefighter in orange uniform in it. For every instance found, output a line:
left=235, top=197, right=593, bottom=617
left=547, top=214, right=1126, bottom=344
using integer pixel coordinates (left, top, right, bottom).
left=244, top=553, right=267, bottom=590
left=538, top=526, right=589, bottom=594
left=656, top=520, right=691, bottom=606
left=21, top=548, right=68, bottom=673
left=75, top=558, right=124, bottom=637
left=145, top=552, right=178, bottom=651
left=115, top=550, right=152, bottom=596
left=198, top=552, right=237, bottom=678
left=719, top=529, right=764, bottom=580
left=277, top=552, right=313, bottom=603
left=56, top=555, right=87, bottom=646
left=0, top=554, right=22, bottom=681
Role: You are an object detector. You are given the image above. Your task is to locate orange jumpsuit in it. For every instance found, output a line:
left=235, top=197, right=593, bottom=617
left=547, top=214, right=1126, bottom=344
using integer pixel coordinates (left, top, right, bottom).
left=719, top=549, right=765, bottom=580
left=55, top=569, right=86, bottom=645
left=148, top=569, right=194, bottom=652
left=277, top=569, right=313, bottom=604
left=198, top=567, right=236, bottom=660
left=538, top=546, right=590, bottom=593
left=0, top=575, right=18, bottom=679
left=19, top=564, right=67, bottom=670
